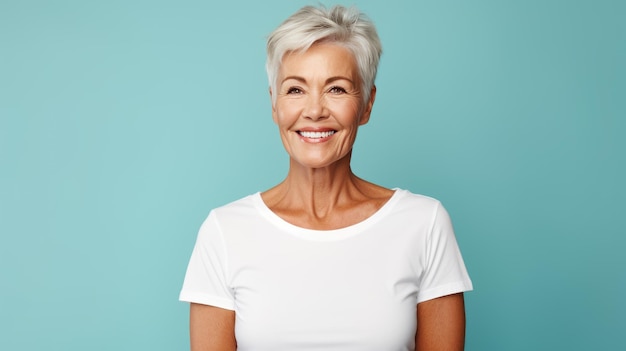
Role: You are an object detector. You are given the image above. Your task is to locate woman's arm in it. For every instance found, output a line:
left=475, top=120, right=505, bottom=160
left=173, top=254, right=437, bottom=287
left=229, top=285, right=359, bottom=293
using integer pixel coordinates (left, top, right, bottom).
left=190, top=303, right=236, bottom=351
left=415, top=293, right=466, bottom=351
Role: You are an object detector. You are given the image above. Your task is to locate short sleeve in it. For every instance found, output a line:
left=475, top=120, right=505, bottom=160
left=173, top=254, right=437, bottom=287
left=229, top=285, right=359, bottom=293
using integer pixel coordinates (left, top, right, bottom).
left=416, top=202, right=473, bottom=303
left=179, top=211, right=235, bottom=310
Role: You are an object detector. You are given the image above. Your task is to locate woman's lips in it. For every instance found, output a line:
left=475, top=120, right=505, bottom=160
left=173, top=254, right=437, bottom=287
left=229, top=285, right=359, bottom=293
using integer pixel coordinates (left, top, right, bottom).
left=296, top=129, right=336, bottom=142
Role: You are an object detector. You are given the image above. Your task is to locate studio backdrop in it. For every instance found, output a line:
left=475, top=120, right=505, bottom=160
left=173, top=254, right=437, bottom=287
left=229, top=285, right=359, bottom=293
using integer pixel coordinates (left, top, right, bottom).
left=1, top=0, right=624, bottom=350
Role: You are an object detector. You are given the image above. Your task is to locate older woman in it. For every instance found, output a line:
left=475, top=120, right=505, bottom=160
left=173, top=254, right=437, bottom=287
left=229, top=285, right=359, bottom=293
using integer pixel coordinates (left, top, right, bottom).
left=180, top=5, right=472, bottom=351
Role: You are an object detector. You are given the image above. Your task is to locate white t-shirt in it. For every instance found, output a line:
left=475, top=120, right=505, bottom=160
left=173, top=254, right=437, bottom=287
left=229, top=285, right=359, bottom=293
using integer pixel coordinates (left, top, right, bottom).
left=180, top=189, right=473, bottom=351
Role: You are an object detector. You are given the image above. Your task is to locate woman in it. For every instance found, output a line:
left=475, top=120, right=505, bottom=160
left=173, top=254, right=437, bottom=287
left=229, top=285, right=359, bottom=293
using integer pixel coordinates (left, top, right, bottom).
left=180, top=5, right=472, bottom=351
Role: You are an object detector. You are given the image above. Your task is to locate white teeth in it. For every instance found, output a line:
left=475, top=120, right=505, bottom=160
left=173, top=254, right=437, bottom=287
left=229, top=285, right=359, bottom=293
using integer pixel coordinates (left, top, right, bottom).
left=299, top=131, right=335, bottom=139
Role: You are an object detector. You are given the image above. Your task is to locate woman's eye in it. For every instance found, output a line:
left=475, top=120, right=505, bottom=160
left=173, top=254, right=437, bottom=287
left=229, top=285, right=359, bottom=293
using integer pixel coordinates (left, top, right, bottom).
left=329, top=86, right=347, bottom=94
left=287, top=87, right=303, bottom=94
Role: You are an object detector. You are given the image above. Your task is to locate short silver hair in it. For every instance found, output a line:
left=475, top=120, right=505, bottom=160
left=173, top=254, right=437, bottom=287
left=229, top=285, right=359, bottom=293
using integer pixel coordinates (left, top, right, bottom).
left=266, top=5, right=382, bottom=104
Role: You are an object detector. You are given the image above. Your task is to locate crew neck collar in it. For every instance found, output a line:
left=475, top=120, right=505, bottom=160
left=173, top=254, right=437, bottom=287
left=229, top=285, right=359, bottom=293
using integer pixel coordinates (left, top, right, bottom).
left=252, top=188, right=405, bottom=241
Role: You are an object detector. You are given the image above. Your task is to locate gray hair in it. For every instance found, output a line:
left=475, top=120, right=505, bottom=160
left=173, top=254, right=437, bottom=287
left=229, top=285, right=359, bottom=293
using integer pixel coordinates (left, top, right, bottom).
left=266, top=5, right=382, bottom=104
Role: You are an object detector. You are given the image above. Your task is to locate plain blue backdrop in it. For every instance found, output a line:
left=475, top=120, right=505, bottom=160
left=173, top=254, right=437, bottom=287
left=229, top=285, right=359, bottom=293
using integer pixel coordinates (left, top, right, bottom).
left=1, top=0, right=624, bottom=350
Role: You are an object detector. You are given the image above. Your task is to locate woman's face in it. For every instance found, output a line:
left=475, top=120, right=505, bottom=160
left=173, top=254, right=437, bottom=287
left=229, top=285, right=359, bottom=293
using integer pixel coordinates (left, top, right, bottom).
left=271, top=43, right=375, bottom=169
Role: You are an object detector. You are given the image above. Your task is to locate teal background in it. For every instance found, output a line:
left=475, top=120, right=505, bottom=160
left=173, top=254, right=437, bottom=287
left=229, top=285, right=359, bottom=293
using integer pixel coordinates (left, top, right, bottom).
left=1, top=0, right=624, bottom=349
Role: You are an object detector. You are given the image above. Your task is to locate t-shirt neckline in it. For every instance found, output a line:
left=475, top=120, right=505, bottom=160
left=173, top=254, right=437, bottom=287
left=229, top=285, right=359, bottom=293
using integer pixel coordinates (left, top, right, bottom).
left=251, top=188, right=405, bottom=241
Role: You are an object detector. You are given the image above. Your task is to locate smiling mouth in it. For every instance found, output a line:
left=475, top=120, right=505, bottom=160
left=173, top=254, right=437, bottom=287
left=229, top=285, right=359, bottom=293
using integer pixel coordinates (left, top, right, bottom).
left=297, top=130, right=336, bottom=139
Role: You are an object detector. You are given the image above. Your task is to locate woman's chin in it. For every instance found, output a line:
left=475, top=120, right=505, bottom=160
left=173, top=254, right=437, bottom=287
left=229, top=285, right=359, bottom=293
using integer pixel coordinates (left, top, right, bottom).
left=289, top=153, right=351, bottom=170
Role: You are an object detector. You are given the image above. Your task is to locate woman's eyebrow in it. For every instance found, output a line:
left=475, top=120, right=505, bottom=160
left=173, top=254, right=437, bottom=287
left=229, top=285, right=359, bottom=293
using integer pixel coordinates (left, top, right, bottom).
left=325, top=76, right=354, bottom=85
left=281, top=75, right=306, bottom=84
left=281, top=75, right=354, bottom=85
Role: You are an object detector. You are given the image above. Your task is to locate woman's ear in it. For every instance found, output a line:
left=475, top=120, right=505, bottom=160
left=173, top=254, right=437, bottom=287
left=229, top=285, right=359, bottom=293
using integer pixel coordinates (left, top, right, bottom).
left=359, top=85, right=377, bottom=126
left=269, top=87, right=278, bottom=124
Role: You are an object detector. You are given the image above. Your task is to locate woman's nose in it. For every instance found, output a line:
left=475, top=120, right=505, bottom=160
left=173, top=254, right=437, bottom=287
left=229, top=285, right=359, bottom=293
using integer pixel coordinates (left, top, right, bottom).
left=303, top=96, right=328, bottom=121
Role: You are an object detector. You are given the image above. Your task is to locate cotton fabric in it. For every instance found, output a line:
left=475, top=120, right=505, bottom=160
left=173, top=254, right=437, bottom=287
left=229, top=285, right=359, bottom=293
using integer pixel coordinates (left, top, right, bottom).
left=180, top=189, right=472, bottom=350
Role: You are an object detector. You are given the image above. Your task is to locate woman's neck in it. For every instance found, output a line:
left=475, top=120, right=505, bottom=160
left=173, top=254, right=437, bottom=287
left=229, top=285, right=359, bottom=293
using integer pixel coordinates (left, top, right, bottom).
left=261, top=157, right=393, bottom=230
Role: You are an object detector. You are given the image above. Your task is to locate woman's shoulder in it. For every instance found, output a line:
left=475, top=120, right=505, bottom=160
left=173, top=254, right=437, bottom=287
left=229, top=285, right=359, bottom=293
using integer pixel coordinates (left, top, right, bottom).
left=386, top=189, right=454, bottom=225
left=392, top=188, right=442, bottom=208
left=211, top=192, right=262, bottom=216
left=197, top=193, right=267, bottom=234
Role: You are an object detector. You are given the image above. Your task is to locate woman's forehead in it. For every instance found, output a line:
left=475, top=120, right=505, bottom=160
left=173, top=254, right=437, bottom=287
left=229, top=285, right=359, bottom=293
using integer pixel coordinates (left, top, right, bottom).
left=279, top=43, right=358, bottom=81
